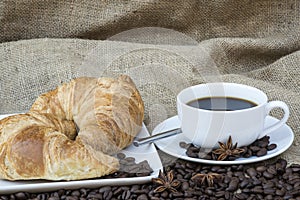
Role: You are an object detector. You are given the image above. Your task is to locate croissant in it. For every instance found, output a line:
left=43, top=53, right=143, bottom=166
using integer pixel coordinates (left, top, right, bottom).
left=0, top=75, right=144, bottom=180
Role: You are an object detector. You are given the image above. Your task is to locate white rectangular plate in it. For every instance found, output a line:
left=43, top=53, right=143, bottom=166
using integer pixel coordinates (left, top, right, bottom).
left=0, top=114, right=162, bottom=194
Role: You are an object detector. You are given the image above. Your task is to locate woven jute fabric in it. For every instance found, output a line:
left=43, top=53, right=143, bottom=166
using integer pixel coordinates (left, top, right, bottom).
left=0, top=0, right=300, bottom=164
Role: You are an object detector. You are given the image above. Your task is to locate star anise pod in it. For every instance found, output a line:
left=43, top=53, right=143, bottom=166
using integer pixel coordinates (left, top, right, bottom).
left=152, top=170, right=181, bottom=193
left=212, top=136, right=245, bottom=161
left=191, top=172, right=222, bottom=187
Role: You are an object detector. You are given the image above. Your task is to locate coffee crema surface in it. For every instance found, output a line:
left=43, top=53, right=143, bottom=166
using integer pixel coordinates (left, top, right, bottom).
left=187, top=97, right=257, bottom=111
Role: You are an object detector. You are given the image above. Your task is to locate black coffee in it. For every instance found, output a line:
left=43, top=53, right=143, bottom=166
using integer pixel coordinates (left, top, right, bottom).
left=187, top=97, right=257, bottom=111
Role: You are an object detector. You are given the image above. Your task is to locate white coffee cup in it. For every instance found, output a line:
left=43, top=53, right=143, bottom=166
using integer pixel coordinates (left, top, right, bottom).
left=176, top=83, right=290, bottom=148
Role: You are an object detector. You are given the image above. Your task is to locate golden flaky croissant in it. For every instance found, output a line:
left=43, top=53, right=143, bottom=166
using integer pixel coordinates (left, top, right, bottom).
left=0, top=75, right=144, bottom=180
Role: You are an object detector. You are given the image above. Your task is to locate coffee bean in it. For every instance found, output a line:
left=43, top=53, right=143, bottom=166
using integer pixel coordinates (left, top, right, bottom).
left=252, top=178, right=262, bottom=186
left=251, top=186, right=263, bottom=194
left=239, top=179, right=250, bottom=188
left=265, top=194, right=273, bottom=200
left=283, top=193, right=293, bottom=199
left=14, top=192, right=27, bottom=200
left=267, top=143, right=277, bottom=150
left=256, top=165, right=267, bottom=172
left=264, top=188, right=276, bottom=195
left=267, top=165, right=277, bottom=175
left=117, top=152, right=126, bottom=159
left=37, top=193, right=49, bottom=200
left=234, top=171, right=245, bottom=181
left=256, top=148, right=268, bottom=157
left=48, top=197, right=60, bottom=200
left=234, top=193, right=248, bottom=199
left=179, top=141, right=188, bottom=149
left=66, top=196, right=79, bottom=200
left=263, top=171, right=274, bottom=179
left=246, top=168, right=257, bottom=177
left=291, top=188, right=300, bottom=196
left=227, top=177, right=239, bottom=192
left=291, top=165, right=300, bottom=172
left=172, top=192, right=184, bottom=198
left=121, top=190, right=131, bottom=199
left=211, top=166, right=221, bottom=172
left=285, top=183, right=293, bottom=191
left=79, top=189, right=87, bottom=197
left=249, top=146, right=261, bottom=152
left=137, top=194, right=148, bottom=200
left=181, top=182, right=189, bottom=191
left=276, top=189, right=286, bottom=196
left=257, top=140, right=269, bottom=148
left=70, top=191, right=80, bottom=197
left=102, top=190, right=110, bottom=199
left=224, top=175, right=231, bottom=184
left=99, top=186, right=111, bottom=193
left=215, top=191, right=225, bottom=197
left=186, top=150, right=198, bottom=158
left=294, top=181, right=300, bottom=188
left=263, top=182, right=275, bottom=189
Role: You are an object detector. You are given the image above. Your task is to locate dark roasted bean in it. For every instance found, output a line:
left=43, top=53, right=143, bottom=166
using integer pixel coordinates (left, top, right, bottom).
left=267, top=143, right=277, bottom=150
left=263, top=182, right=275, bottom=189
left=234, top=193, right=248, bottom=200
left=125, top=157, right=136, bottom=162
left=276, top=189, right=286, bottom=196
left=48, top=197, right=60, bottom=200
left=137, top=194, right=148, bottom=200
left=258, top=140, right=269, bottom=148
left=239, top=179, right=249, bottom=188
left=121, top=190, right=130, bottom=199
left=256, top=165, right=267, bottom=172
left=117, top=152, right=126, bottom=159
left=249, top=146, right=260, bottom=152
left=252, top=178, right=262, bottom=185
left=80, top=189, right=87, bottom=197
left=256, top=148, right=267, bottom=157
left=215, top=191, right=225, bottom=197
left=130, top=185, right=140, bottom=192
left=227, top=177, right=239, bottom=192
left=252, top=186, right=263, bottom=194
left=14, top=193, right=27, bottom=200
left=71, top=191, right=80, bottom=197
left=172, top=192, right=184, bottom=198
left=264, top=188, right=276, bottom=195
left=285, top=184, right=293, bottom=191
left=267, top=165, right=277, bottom=175
left=65, top=196, right=78, bottom=200
left=246, top=168, right=257, bottom=177
left=265, top=194, right=273, bottom=200
left=181, top=181, right=189, bottom=191
left=224, top=175, right=231, bottom=184
left=263, top=171, right=274, bottom=179
left=283, top=193, right=293, bottom=199
left=99, top=186, right=111, bottom=193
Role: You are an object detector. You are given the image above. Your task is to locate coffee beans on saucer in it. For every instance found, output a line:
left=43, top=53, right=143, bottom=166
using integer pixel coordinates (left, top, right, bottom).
left=181, top=135, right=277, bottom=161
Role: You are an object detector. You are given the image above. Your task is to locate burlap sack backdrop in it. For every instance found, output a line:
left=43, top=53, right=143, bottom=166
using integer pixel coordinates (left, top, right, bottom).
left=0, top=0, right=299, bottom=164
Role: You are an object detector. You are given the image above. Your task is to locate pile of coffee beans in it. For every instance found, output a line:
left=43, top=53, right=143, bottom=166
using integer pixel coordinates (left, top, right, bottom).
left=181, top=135, right=277, bottom=161
left=104, top=153, right=153, bottom=178
left=2, top=157, right=300, bottom=200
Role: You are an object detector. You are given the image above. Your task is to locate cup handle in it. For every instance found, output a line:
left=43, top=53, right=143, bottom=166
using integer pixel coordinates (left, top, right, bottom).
left=258, top=101, right=290, bottom=138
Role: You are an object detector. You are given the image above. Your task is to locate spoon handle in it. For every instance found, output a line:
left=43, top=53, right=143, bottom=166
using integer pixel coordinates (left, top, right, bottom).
left=133, top=128, right=182, bottom=147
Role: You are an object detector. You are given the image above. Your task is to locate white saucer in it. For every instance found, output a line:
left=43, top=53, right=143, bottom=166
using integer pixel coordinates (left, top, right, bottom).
left=153, top=115, right=294, bottom=165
